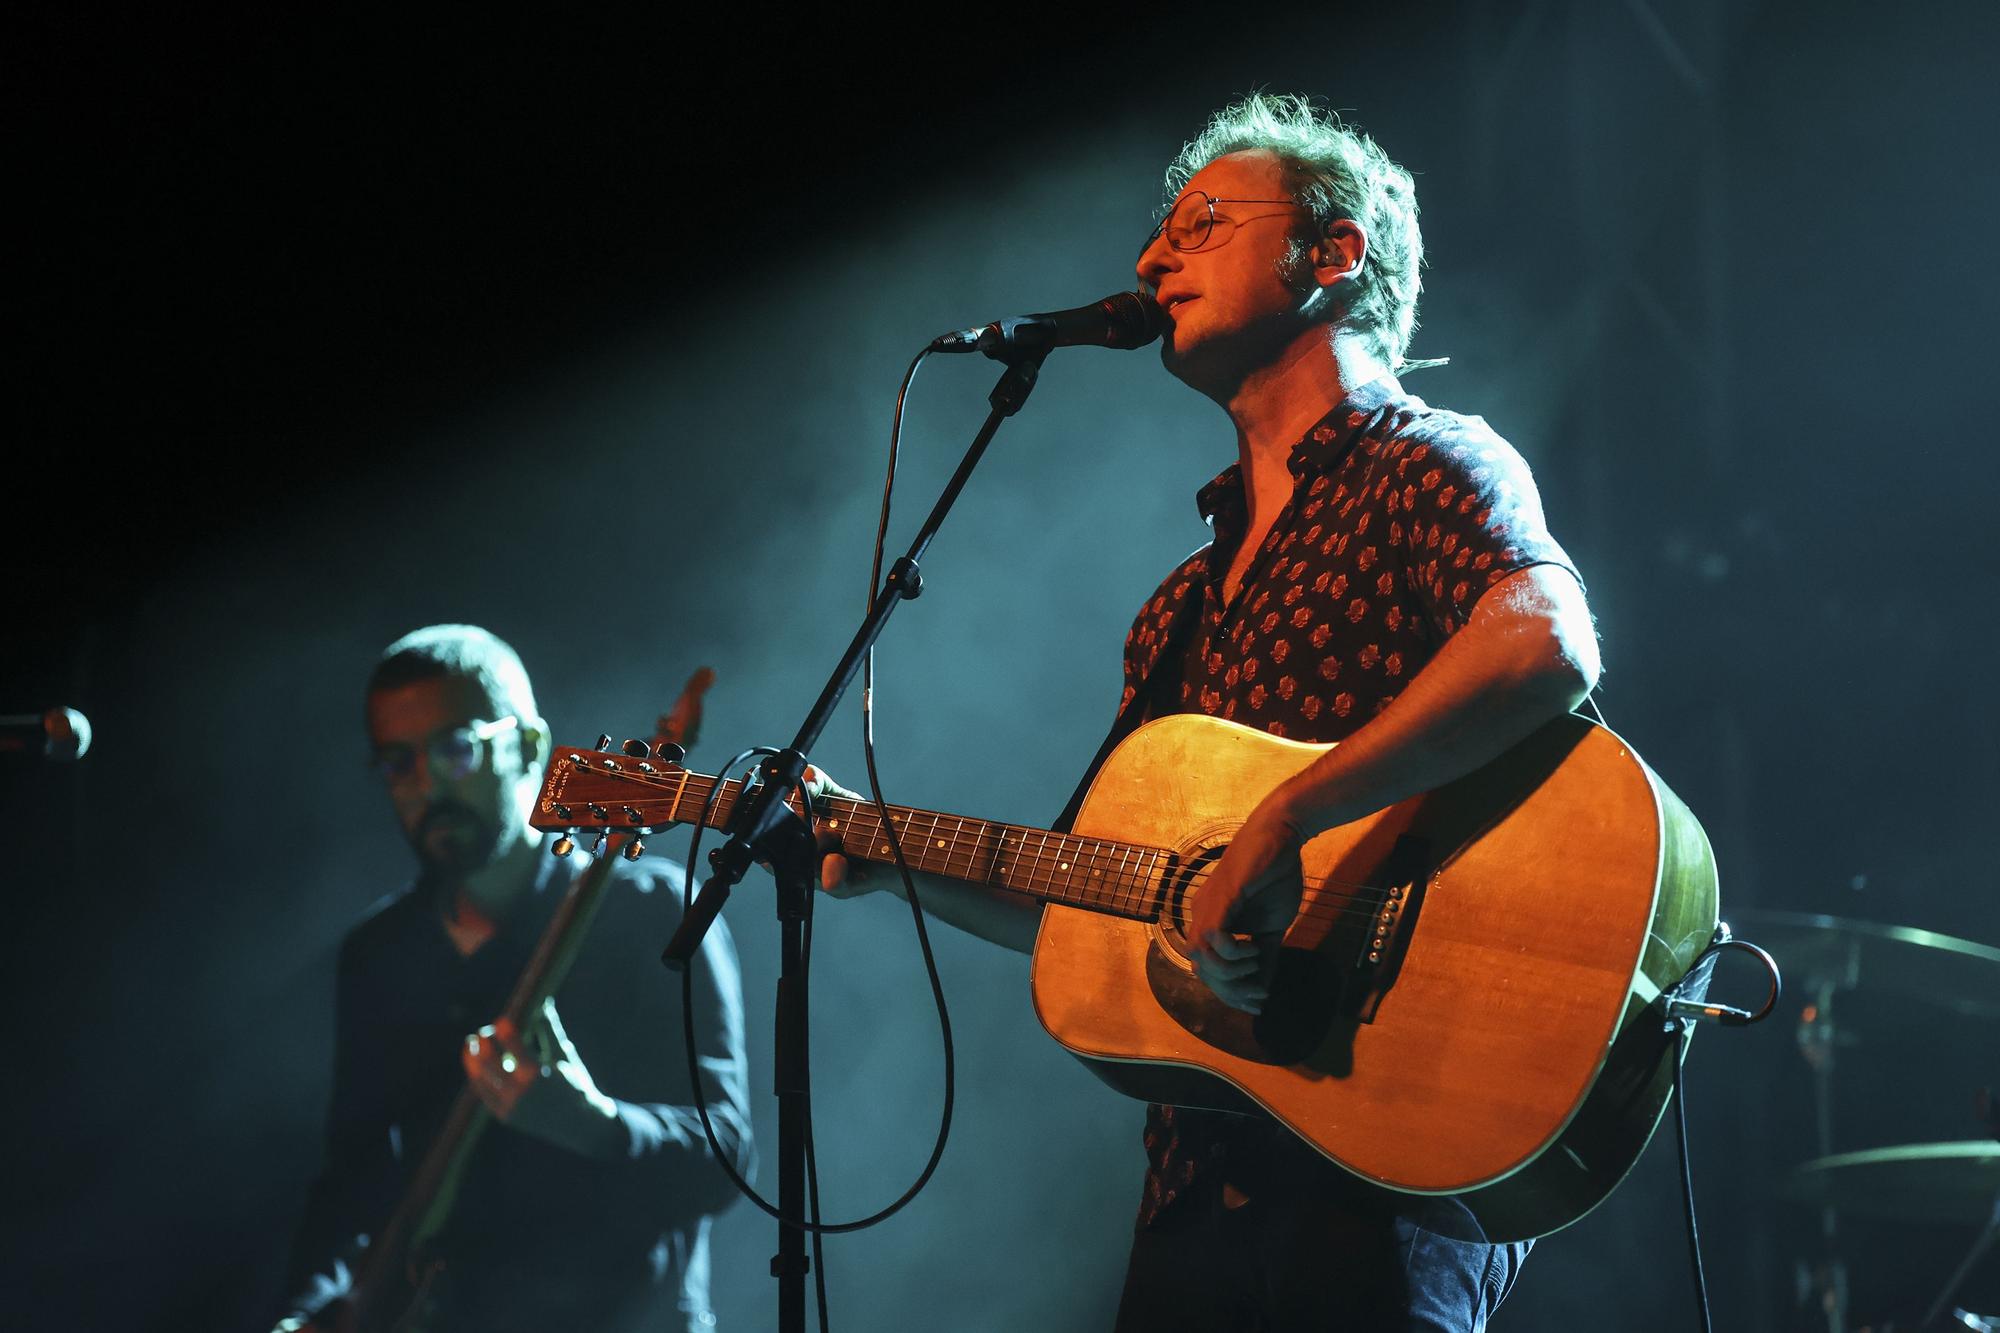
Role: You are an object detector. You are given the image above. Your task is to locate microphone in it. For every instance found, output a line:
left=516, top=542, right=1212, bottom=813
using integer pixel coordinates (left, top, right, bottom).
left=0, top=707, right=93, bottom=761
left=929, top=290, right=1168, bottom=357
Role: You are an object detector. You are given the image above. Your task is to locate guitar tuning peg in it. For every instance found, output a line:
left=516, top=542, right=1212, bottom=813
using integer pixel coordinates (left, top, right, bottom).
left=656, top=742, right=686, bottom=765
left=590, top=831, right=610, bottom=857
left=622, top=837, right=646, bottom=862
left=596, top=733, right=614, bottom=752
left=623, top=738, right=652, bottom=758
left=552, top=832, right=577, bottom=858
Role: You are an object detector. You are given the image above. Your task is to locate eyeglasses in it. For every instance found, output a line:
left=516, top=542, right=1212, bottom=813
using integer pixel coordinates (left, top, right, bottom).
left=1142, top=190, right=1309, bottom=256
left=370, top=715, right=520, bottom=785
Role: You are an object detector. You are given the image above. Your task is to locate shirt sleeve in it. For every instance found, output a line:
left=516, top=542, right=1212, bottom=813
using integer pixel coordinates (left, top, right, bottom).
left=553, top=864, right=755, bottom=1226
left=603, top=909, right=755, bottom=1219
left=1382, top=420, right=1579, bottom=640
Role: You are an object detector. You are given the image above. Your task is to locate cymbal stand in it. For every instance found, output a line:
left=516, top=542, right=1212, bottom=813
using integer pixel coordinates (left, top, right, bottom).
left=1797, top=974, right=1849, bottom=1333
left=1918, top=1193, right=1999, bottom=1331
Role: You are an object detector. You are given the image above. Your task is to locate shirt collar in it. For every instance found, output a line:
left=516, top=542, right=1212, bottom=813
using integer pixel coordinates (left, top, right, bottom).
left=1195, top=374, right=1404, bottom=524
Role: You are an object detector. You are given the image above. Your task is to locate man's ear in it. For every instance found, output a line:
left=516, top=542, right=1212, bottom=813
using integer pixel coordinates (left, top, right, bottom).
left=1314, top=219, right=1367, bottom=289
left=517, top=716, right=551, bottom=770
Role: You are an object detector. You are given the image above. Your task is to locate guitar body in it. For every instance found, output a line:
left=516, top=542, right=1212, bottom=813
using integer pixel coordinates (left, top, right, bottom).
left=1030, top=711, right=1717, bottom=1241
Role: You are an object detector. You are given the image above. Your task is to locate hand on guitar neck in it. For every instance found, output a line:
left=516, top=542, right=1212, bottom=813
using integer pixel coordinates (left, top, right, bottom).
left=806, top=767, right=1044, bottom=956
left=461, top=996, right=627, bottom=1158
left=807, top=761, right=1302, bottom=1011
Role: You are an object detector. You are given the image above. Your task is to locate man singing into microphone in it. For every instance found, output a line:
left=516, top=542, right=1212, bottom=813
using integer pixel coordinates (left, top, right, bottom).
left=278, top=625, right=754, bottom=1332
left=812, top=93, right=1600, bottom=1330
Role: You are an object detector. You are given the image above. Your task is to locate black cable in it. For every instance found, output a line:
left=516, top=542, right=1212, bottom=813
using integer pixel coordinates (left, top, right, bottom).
left=1671, top=1023, right=1713, bottom=1333
left=799, top=788, right=829, bottom=1333
left=856, top=339, right=958, bottom=1226
left=671, top=345, right=958, bottom=1237
left=1660, top=929, right=1782, bottom=1333
left=677, top=747, right=778, bottom=1214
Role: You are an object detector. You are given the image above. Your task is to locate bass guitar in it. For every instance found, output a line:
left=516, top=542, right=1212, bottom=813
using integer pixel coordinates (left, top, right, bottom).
left=335, top=669, right=714, bottom=1333
left=531, top=709, right=1715, bottom=1241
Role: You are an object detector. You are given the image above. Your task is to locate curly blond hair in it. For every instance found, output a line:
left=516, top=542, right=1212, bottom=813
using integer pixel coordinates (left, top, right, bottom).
left=1166, top=93, right=1426, bottom=367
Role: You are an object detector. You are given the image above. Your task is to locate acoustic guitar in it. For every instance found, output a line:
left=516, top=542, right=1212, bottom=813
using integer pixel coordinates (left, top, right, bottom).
left=531, top=710, right=1716, bottom=1241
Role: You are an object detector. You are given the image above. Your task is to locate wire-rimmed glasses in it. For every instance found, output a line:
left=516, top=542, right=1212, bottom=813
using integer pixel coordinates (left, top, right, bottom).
left=1142, top=190, right=1309, bottom=256
left=370, top=715, right=520, bottom=785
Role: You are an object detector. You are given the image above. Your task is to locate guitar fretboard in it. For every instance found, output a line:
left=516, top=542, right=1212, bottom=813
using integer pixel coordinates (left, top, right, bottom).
left=669, top=771, right=1168, bottom=920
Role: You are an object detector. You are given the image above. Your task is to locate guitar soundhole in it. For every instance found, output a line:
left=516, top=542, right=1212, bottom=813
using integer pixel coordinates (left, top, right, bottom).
left=1145, top=842, right=1356, bottom=1070
left=1155, top=845, right=1228, bottom=965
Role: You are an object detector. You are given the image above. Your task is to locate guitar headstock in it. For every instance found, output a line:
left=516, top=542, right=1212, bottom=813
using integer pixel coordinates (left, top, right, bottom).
left=538, top=667, right=714, bottom=861
left=534, top=746, right=692, bottom=841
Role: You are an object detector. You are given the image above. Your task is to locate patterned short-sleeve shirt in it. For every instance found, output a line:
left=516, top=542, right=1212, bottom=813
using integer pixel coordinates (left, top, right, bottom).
left=1124, top=375, right=1579, bottom=1226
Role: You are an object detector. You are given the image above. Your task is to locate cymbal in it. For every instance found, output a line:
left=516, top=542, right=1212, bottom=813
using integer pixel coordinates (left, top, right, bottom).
left=1727, top=910, right=2000, bottom=1020
left=1784, top=1141, right=2000, bottom=1224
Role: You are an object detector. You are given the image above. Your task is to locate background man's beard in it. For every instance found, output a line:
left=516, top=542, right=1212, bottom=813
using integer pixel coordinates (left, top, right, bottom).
left=410, top=800, right=504, bottom=874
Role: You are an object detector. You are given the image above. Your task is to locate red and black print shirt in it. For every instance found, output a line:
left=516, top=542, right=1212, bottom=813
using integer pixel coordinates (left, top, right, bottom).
left=1119, top=375, right=1579, bottom=1227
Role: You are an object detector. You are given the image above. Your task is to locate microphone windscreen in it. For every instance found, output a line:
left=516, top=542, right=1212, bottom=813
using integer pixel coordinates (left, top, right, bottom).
left=1099, top=291, right=1169, bottom=350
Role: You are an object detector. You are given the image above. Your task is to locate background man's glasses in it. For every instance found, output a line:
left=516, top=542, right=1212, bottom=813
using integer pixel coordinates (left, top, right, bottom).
left=371, top=716, right=519, bottom=785
left=1143, top=190, right=1308, bottom=255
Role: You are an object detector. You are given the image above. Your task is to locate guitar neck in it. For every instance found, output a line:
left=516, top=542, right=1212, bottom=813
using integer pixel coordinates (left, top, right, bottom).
left=665, top=771, right=1169, bottom=921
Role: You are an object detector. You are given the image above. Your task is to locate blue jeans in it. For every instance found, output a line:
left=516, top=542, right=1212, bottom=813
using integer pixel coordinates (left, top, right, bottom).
left=1112, top=1171, right=1530, bottom=1332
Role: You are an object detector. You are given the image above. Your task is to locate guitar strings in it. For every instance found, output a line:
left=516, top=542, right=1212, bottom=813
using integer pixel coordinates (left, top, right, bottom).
left=554, top=765, right=1411, bottom=928
left=573, top=780, right=1409, bottom=937
left=819, top=804, right=1407, bottom=926
left=554, top=765, right=1409, bottom=928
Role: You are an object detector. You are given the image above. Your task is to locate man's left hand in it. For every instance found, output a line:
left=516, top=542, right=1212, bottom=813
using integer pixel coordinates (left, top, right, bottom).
left=1186, top=793, right=1310, bottom=1014
left=462, top=997, right=623, bottom=1156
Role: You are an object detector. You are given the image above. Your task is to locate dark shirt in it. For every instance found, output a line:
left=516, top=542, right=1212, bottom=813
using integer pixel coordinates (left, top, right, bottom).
left=284, top=846, right=753, bottom=1331
left=1112, top=375, right=1578, bottom=1226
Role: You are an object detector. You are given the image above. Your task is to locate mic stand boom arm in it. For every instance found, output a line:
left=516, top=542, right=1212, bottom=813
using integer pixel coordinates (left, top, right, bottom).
left=661, top=344, right=1048, bottom=967
left=660, top=344, right=1048, bottom=1333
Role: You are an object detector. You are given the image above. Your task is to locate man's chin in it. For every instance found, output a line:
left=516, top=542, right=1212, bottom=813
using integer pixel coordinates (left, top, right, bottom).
left=1160, top=333, right=1233, bottom=399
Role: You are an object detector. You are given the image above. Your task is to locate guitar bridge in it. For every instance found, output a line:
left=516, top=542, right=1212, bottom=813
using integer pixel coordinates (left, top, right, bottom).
left=1348, top=833, right=1431, bottom=1023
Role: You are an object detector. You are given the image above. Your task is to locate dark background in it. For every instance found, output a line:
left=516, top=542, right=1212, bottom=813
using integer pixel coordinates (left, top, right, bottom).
left=10, top=3, right=1997, bottom=1329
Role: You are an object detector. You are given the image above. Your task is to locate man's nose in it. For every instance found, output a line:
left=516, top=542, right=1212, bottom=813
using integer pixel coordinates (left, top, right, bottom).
left=406, top=751, right=441, bottom=799
left=1136, top=234, right=1177, bottom=291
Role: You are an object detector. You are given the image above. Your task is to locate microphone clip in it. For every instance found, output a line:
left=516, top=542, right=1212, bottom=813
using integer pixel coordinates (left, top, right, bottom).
left=927, top=316, right=1057, bottom=360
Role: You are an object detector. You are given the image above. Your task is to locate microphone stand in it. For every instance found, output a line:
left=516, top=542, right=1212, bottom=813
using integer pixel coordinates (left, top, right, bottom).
left=663, top=343, right=1049, bottom=1333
